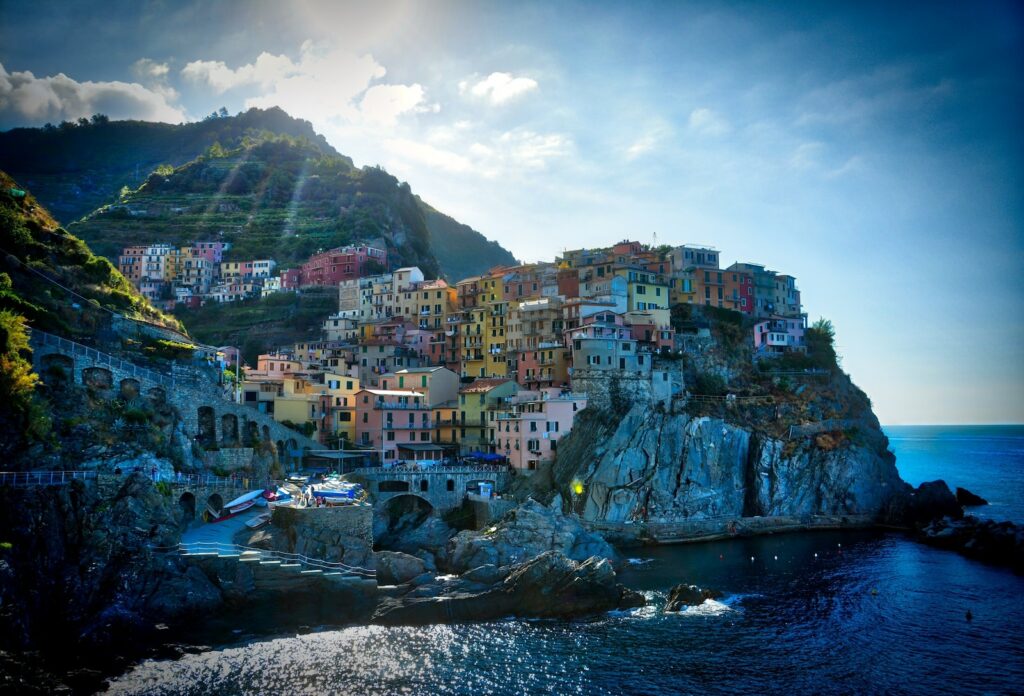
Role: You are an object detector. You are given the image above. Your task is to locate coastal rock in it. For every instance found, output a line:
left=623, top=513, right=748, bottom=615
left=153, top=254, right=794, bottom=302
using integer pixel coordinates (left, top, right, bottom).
left=460, top=564, right=509, bottom=586
left=900, top=480, right=963, bottom=526
left=918, top=516, right=1023, bottom=572
left=445, top=499, right=615, bottom=574
left=664, top=584, right=723, bottom=611
left=372, top=551, right=644, bottom=625
left=374, top=551, right=428, bottom=585
left=955, top=487, right=989, bottom=507
left=557, top=408, right=906, bottom=531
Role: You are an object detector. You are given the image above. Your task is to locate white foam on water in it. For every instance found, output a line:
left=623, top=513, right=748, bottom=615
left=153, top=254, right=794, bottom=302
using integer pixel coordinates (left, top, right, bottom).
left=625, top=557, right=654, bottom=566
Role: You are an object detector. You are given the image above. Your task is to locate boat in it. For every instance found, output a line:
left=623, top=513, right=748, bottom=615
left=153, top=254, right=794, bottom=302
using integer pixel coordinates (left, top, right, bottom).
left=206, top=489, right=266, bottom=521
left=245, top=512, right=272, bottom=529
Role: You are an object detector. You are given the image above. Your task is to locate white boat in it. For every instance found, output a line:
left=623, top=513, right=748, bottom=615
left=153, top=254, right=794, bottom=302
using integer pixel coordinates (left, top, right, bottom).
left=223, top=489, right=264, bottom=514
left=245, top=512, right=272, bottom=529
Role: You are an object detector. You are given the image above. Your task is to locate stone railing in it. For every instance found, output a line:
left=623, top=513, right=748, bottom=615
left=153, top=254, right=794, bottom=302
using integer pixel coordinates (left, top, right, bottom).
left=0, top=470, right=97, bottom=487
left=30, top=329, right=176, bottom=389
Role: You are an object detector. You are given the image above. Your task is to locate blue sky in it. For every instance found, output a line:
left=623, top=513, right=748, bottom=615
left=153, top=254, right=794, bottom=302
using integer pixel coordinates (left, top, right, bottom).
left=1, top=0, right=1021, bottom=425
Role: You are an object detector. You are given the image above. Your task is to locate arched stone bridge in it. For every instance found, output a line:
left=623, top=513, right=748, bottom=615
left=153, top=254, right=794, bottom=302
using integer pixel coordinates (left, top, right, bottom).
left=351, top=467, right=511, bottom=514
left=29, top=330, right=320, bottom=468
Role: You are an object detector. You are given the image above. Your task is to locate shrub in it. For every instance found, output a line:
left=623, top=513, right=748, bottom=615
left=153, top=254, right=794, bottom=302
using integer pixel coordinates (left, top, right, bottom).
left=691, top=372, right=727, bottom=396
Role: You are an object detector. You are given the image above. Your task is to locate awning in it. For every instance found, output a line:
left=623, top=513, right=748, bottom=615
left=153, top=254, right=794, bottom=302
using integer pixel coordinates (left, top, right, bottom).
left=305, top=451, right=369, bottom=459
left=397, top=443, right=447, bottom=452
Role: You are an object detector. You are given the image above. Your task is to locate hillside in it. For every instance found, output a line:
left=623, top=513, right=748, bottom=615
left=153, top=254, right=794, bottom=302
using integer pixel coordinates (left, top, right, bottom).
left=0, top=107, right=516, bottom=280
left=68, top=135, right=441, bottom=275
left=418, top=199, right=518, bottom=281
left=0, top=172, right=186, bottom=459
left=0, top=107, right=339, bottom=224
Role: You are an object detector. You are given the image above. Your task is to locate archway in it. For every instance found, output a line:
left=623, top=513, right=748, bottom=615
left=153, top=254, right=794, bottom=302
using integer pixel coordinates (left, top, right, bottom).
left=119, top=378, right=141, bottom=401
left=178, top=492, right=196, bottom=521
left=82, top=367, right=113, bottom=390
left=204, top=493, right=224, bottom=521
left=375, top=494, right=435, bottom=549
left=221, top=413, right=239, bottom=446
left=244, top=420, right=260, bottom=448
left=419, top=479, right=429, bottom=493
left=197, top=406, right=216, bottom=447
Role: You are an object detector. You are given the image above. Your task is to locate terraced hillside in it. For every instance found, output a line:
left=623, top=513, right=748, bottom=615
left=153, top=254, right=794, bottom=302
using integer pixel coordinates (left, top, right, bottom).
left=0, top=108, right=516, bottom=279
left=69, top=136, right=439, bottom=274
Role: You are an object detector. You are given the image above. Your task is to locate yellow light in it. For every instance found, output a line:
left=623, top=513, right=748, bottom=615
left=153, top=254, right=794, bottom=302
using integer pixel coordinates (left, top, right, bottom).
left=572, top=480, right=584, bottom=496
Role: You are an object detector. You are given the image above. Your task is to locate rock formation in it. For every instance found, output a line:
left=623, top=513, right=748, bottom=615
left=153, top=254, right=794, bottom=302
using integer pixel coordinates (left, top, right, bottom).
left=372, top=551, right=644, bottom=625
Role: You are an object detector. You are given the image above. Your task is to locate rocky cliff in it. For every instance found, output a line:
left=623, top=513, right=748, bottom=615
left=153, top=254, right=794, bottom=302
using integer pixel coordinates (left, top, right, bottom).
left=558, top=406, right=904, bottom=529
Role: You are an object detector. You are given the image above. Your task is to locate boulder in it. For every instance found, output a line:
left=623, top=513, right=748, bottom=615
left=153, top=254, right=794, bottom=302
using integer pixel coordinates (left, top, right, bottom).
left=445, top=499, right=616, bottom=574
left=664, top=583, right=723, bottom=612
left=902, top=480, right=963, bottom=525
left=460, top=564, right=509, bottom=586
left=955, top=487, right=989, bottom=507
left=374, top=551, right=427, bottom=586
left=372, top=551, right=644, bottom=625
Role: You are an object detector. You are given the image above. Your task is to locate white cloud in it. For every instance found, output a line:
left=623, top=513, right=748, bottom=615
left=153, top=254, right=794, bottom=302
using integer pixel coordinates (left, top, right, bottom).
left=183, top=42, right=430, bottom=130
left=625, top=122, right=672, bottom=160
left=461, top=72, right=538, bottom=105
left=688, top=107, right=731, bottom=136
left=0, top=62, right=186, bottom=128
left=359, top=84, right=437, bottom=126
left=133, top=58, right=170, bottom=80
left=382, top=138, right=474, bottom=173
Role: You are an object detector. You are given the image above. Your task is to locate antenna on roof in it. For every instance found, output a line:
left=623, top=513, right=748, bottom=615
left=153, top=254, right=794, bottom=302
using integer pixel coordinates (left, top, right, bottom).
left=652, top=231, right=658, bottom=248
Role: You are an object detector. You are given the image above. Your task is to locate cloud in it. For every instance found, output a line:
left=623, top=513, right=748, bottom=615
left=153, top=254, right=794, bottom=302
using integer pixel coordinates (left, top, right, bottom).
left=382, top=138, right=474, bottom=173
left=688, top=107, right=731, bottom=136
left=132, top=58, right=170, bottom=80
left=625, top=122, right=672, bottom=160
left=0, top=62, right=186, bottom=128
left=460, top=72, right=538, bottom=105
left=359, top=84, right=438, bottom=126
left=183, top=42, right=430, bottom=130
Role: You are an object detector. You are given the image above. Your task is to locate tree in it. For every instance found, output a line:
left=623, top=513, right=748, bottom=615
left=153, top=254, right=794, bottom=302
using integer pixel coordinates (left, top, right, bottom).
left=90, top=113, right=109, bottom=125
left=805, top=318, right=838, bottom=369
left=0, top=311, right=49, bottom=457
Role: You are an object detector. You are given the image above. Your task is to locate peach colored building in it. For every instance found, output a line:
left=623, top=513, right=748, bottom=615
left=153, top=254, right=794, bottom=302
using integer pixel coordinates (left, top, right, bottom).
left=488, top=388, right=587, bottom=472
left=355, top=388, right=434, bottom=465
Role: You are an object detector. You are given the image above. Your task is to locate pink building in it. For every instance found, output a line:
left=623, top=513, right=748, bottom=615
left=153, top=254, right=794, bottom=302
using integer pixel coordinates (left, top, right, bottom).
left=753, top=317, right=806, bottom=354
left=355, top=388, right=434, bottom=465
left=192, top=242, right=231, bottom=264
left=489, top=388, right=587, bottom=472
left=295, top=245, right=389, bottom=287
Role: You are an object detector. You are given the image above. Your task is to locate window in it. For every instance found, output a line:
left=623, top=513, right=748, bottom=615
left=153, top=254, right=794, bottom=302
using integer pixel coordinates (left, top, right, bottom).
left=362, top=413, right=368, bottom=423
left=386, top=431, right=395, bottom=441
left=530, top=421, right=538, bottom=432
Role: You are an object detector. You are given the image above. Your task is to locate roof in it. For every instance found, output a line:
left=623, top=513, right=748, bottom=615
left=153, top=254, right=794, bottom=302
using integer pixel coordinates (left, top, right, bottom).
left=362, top=389, right=426, bottom=397
left=459, top=378, right=513, bottom=394
left=397, top=443, right=446, bottom=452
left=394, top=366, right=446, bottom=374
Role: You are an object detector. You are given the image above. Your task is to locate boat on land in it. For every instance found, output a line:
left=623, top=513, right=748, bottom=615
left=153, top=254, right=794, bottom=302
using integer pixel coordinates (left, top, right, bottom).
left=206, top=490, right=264, bottom=522
left=245, top=512, right=272, bottom=529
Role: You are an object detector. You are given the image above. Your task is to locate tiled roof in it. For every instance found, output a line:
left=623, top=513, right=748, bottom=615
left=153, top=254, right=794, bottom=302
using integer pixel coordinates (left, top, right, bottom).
left=459, top=378, right=513, bottom=394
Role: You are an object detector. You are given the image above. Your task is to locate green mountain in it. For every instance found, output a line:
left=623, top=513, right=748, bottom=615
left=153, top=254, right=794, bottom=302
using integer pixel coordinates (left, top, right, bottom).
left=419, top=199, right=517, bottom=281
left=68, top=135, right=441, bottom=275
left=0, top=107, right=516, bottom=279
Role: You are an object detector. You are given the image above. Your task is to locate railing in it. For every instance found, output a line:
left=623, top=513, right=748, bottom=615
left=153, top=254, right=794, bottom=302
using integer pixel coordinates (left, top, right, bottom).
left=0, top=470, right=97, bottom=487
left=29, top=329, right=177, bottom=389
left=374, top=401, right=427, bottom=410
left=169, top=541, right=376, bottom=578
left=353, top=465, right=509, bottom=476
left=383, top=421, right=433, bottom=430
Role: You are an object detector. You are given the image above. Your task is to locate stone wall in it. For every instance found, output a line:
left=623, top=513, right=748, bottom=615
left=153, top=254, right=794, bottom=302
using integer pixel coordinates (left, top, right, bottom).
left=202, top=448, right=256, bottom=473
left=468, top=495, right=517, bottom=528
left=354, top=468, right=512, bottom=514
left=272, top=505, right=374, bottom=548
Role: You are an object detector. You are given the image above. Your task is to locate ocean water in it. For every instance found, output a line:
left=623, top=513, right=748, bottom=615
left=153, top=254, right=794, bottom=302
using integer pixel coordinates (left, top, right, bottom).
left=107, top=426, right=1024, bottom=695
left=886, top=424, right=1024, bottom=524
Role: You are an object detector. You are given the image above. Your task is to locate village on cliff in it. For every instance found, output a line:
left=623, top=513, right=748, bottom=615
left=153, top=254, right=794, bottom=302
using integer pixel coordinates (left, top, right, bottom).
left=116, top=239, right=808, bottom=471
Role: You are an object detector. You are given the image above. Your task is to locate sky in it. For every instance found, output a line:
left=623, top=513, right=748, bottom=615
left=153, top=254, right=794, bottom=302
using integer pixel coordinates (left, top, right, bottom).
left=0, top=0, right=1022, bottom=425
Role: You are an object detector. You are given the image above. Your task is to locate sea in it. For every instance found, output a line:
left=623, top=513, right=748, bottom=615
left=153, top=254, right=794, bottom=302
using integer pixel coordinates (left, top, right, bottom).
left=106, top=425, right=1024, bottom=695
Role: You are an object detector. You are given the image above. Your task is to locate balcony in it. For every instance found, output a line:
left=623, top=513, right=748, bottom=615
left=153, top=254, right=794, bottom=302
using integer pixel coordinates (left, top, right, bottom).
left=383, top=421, right=433, bottom=430
left=374, top=401, right=427, bottom=410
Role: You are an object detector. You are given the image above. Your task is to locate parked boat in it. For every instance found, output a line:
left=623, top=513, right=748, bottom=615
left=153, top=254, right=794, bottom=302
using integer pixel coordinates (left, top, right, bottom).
left=245, top=512, right=271, bottom=529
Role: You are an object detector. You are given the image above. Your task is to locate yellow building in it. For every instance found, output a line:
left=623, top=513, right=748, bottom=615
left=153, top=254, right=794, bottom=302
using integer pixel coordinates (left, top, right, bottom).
left=484, top=298, right=508, bottom=378
left=462, top=306, right=487, bottom=378
left=457, top=378, right=519, bottom=452
left=433, top=401, right=460, bottom=450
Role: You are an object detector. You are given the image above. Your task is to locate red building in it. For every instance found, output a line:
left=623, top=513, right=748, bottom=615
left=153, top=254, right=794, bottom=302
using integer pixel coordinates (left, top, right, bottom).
left=295, top=245, right=388, bottom=287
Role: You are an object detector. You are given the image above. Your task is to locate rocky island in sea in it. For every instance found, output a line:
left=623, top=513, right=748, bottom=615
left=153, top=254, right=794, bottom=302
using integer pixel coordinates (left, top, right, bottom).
left=0, top=121, right=1020, bottom=692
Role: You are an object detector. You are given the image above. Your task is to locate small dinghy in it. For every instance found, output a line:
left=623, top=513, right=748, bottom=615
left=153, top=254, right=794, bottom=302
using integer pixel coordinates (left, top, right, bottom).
left=245, top=512, right=272, bottom=529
